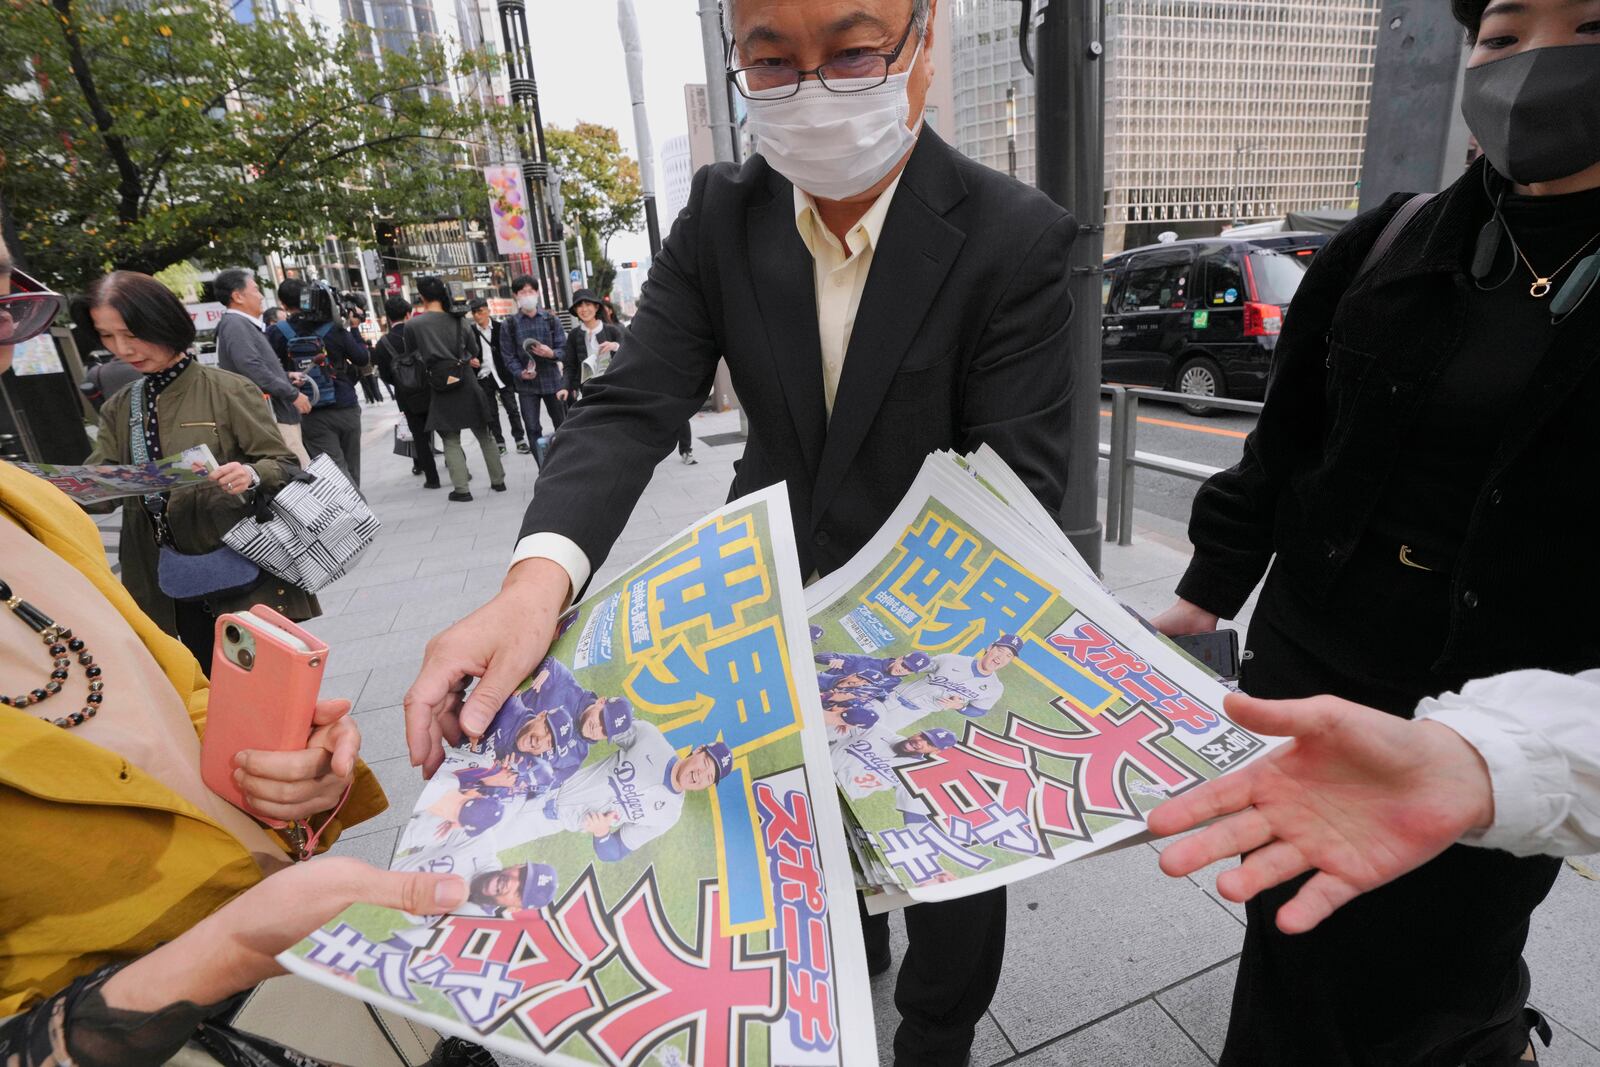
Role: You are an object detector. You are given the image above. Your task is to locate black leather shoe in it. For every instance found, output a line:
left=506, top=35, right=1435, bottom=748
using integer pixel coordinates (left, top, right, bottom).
left=422, top=480, right=442, bottom=490
left=448, top=491, right=473, bottom=502
left=491, top=483, right=507, bottom=492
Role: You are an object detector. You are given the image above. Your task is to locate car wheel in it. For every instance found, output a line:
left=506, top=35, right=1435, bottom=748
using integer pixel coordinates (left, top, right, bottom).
left=1176, top=356, right=1226, bottom=417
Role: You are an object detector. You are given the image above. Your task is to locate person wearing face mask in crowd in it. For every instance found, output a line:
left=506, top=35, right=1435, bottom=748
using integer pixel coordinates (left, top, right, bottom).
left=499, top=275, right=569, bottom=446
left=401, top=2, right=1077, bottom=1063
left=1148, top=1, right=1600, bottom=1062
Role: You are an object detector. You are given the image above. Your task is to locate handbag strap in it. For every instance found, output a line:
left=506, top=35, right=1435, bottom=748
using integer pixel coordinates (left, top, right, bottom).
left=1354, top=193, right=1435, bottom=287
left=127, top=382, right=174, bottom=546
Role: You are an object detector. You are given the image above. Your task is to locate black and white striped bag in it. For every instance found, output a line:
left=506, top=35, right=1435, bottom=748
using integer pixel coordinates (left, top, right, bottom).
left=223, top=455, right=380, bottom=592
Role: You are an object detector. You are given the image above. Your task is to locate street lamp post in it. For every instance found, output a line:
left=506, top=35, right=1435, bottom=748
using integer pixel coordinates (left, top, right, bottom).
left=496, top=0, right=565, bottom=308
left=696, top=0, right=740, bottom=164
left=619, top=0, right=663, bottom=258
left=1006, top=86, right=1017, bottom=181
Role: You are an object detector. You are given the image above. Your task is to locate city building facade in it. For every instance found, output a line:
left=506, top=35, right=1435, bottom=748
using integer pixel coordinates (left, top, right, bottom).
left=950, top=0, right=1382, bottom=251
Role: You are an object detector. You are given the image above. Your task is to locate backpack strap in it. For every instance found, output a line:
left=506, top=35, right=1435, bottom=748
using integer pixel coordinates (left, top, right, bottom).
left=274, top=320, right=297, bottom=343
left=1354, top=193, right=1435, bottom=286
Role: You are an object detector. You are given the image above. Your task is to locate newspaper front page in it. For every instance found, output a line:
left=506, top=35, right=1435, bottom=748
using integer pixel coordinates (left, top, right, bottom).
left=806, top=450, right=1277, bottom=910
left=281, top=486, right=875, bottom=1066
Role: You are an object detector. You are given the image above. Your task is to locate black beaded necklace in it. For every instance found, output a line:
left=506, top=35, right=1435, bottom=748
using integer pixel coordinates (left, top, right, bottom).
left=0, top=577, right=105, bottom=729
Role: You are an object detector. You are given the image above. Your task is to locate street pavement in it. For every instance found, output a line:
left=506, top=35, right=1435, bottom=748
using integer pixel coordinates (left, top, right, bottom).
left=321, top=399, right=1600, bottom=1066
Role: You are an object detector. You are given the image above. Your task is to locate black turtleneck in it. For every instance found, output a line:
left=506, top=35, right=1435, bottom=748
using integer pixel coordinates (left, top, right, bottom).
left=1368, top=181, right=1600, bottom=559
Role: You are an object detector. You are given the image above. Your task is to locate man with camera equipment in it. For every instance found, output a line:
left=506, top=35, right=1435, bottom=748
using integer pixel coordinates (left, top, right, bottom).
left=268, top=277, right=370, bottom=485
left=498, top=275, right=568, bottom=445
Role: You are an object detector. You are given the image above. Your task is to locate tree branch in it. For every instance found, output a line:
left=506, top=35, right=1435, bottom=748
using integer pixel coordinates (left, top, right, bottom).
left=49, top=0, right=144, bottom=223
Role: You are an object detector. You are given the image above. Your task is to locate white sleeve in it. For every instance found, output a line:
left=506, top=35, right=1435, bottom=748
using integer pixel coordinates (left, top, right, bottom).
left=1415, top=669, right=1600, bottom=858
left=510, top=533, right=591, bottom=608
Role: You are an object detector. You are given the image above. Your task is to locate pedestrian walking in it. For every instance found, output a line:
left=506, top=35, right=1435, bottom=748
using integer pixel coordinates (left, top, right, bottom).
left=349, top=308, right=386, bottom=404
left=1150, top=2, right=1600, bottom=1062
left=563, top=289, right=622, bottom=399
left=80, top=271, right=318, bottom=672
left=499, top=276, right=568, bottom=442
left=212, top=267, right=313, bottom=467
left=268, top=278, right=369, bottom=487
left=375, top=296, right=441, bottom=490
left=403, top=2, right=1078, bottom=1062
left=468, top=297, right=529, bottom=455
left=411, top=276, right=505, bottom=502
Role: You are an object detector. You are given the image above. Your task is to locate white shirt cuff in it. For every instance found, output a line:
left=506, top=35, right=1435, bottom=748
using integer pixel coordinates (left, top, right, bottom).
left=1415, top=705, right=1543, bottom=854
left=510, top=533, right=591, bottom=607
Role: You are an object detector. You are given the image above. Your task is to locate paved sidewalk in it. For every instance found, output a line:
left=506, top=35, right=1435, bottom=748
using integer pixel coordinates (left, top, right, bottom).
left=322, top=401, right=1600, bottom=1066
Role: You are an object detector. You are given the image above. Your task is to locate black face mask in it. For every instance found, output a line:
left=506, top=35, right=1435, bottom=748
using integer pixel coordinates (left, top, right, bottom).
left=1461, top=43, right=1600, bottom=185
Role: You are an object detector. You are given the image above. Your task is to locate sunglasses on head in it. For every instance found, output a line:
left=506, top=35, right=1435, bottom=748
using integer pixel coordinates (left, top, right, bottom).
left=0, top=268, right=66, bottom=348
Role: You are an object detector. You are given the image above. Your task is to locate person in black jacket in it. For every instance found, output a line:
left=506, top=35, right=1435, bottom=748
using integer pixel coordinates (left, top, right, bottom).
left=268, top=278, right=370, bottom=486
left=561, top=289, right=623, bottom=400
left=1151, top=3, right=1600, bottom=1063
left=468, top=297, right=529, bottom=454
left=375, top=296, right=440, bottom=489
left=412, top=276, right=506, bottom=502
left=402, top=3, right=1078, bottom=1062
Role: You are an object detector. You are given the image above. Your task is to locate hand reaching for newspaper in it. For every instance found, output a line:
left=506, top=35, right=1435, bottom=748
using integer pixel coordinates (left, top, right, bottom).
left=405, top=557, right=572, bottom=777
left=1151, top=598, right=1219, bottom=637
left=96, top=859, right=466, bottom=1013
left=1148, top=693, right=1494, bottom=935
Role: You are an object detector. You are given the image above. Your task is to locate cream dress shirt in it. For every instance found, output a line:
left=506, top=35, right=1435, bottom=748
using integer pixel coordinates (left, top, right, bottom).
left=510, top=176, right=906, bottom=599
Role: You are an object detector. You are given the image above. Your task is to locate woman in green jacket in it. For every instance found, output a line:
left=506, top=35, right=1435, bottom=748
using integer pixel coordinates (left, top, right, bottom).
left=84, top=271, right=317, bottom=671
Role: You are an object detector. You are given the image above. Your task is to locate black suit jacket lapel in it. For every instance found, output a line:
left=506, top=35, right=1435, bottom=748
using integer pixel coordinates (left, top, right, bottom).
left=748, top=175, right=829, bottom=480
left=812, top=133, right=968, bottom=521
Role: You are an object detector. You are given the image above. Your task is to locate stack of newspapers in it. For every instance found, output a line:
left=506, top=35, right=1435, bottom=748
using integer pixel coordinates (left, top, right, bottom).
left=279, top=451, right=1272, bottom=1067
left=805, top=448, right=1267, bottom=913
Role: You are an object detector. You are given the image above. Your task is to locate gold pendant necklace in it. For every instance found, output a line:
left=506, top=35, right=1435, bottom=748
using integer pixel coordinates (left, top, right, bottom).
left=1515, top=229, right=1600, bottom=299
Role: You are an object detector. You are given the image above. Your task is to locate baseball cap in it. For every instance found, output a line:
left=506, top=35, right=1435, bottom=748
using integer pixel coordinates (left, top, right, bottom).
left=840, top=703, right=880, bottom=729
left=704, top=741, right=735, bottom=782
left=518, top=862, right=559, bottom=910
left=603, top=697, right=635, bottom=738
left=459, top=796, right=505, bottom=836
left=808, top=624, right=824, bottom=644
left=468, top=297, right=489, bottom=312
left=921, top=727, right=959, bottom=750
left=856, top=669, right=889, bottom=687
left=547, top=707, right=578, bottom=750
left=991, top=633, right=1023, bottom=654
left=901, top=651, right=933, bottom=672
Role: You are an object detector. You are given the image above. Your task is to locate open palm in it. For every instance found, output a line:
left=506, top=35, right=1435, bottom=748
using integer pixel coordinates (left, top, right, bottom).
left=1149, top=693, right=1493, bottom=934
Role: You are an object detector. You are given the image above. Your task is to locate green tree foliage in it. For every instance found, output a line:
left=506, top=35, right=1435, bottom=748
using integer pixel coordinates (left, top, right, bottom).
left=0, top=0, right=517, bottom=290
left=545, top=122, right=643, bottom=297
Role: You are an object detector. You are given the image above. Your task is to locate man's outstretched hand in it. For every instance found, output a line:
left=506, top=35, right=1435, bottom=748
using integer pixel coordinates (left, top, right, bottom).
left=404, top=557, right=571, bottom=777
left=1148, top=692, right=1494, bottom=935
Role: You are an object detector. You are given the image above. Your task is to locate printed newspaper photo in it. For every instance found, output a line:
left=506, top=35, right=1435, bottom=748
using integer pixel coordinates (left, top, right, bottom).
left=806, top=450, right=1278, bottom=909
left=14, top=445, right=218, bottom=505
left=280, top=485, right=875, bottom=1066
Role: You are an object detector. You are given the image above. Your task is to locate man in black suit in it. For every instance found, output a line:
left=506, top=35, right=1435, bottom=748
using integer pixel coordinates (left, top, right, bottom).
left=468, top=297, right=529, bottom=454
left=404, top=1, right=1076, bottom=1062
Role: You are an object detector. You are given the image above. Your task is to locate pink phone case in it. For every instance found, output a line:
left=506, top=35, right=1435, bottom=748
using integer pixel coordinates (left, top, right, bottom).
left=200, top=606, right=329, bottom=824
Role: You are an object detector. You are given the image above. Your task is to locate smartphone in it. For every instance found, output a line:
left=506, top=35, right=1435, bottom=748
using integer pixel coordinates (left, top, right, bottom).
left=200, top=606, right=329, bottom=823
left=1172, top=629, right=1242, bottom=681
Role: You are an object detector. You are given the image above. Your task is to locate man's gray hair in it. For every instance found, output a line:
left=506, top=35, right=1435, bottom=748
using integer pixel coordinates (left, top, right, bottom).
left=724, top=0, right=931, bottom=37
left=213, top=267, right=257, bottom=309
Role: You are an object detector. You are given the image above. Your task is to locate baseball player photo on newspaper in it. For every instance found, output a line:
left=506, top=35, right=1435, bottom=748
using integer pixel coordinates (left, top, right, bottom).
left=806, top=450, right=1280, bottom=911
left=280, top=486, right=875, bottom=1066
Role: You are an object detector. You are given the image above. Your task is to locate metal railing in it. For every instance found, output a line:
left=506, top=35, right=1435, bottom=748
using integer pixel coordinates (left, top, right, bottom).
left=1099, top=386, right=1264, bottom=547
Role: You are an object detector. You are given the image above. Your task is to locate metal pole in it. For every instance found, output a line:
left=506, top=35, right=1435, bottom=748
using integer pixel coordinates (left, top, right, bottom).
left=697, top=0, right=738, bottom=164
left=1035, top=0, right=1106, bottom=572
left=1104, top=387, right=1128, bottom=543
left=497, top=0, right=565, bottom=309
left=1006, top=86, right=1017, bottom=181
left=1118, top=393, right=1137, bottom=547
left=619, top=0, right=664, bottom=257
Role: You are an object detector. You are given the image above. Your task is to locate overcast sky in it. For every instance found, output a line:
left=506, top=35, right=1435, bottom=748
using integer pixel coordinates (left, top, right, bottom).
left=523, top=0, right=715, bottom=265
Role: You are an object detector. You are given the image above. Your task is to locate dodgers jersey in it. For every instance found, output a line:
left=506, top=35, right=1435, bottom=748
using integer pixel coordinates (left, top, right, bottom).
left=829, top=726, right=931, bottom=823
left=542, top=721, right=685, bottom=859
left=887, top=652, right=1006, bottom=724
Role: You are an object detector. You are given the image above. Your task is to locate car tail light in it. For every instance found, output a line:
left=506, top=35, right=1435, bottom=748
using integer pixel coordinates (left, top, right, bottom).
left=1243, top=302, right=1282, bottom=336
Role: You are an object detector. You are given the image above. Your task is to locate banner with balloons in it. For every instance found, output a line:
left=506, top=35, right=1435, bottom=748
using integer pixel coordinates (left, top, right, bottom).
left=486, top=164, right=534, bottom=256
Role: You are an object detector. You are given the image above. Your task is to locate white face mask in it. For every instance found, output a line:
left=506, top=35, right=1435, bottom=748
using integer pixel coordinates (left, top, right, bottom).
left=516, top=294, right=539, bottom=313
left=745, top=37, right=926, bottom=202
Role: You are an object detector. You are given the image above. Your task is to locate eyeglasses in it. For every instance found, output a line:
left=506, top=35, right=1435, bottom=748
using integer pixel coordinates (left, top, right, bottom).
left=726, top=13, right=919, bottom=100
left=0, top=268, right=65, bottom=349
